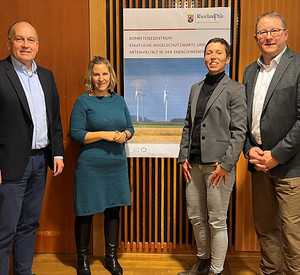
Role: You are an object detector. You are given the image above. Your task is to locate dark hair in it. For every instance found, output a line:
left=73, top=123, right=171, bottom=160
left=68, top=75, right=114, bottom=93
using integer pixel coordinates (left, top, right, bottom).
left=204, top=37, right=231, bottom=57
left=84, top=56, right=117, bottom=91
left=255, top=12, right=287, bottom=33
left=8, top=20, right=38, bottom=41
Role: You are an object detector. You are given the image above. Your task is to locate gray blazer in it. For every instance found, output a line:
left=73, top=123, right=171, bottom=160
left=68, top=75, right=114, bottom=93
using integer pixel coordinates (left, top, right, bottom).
left=178, top=74, right=247, bottom=172
left=243, top=47, right=300, bottom=178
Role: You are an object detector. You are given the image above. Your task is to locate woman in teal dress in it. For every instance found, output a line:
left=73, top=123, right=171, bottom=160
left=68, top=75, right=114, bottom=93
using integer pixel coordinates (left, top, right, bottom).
left=70, top=56, right=134, bottom=275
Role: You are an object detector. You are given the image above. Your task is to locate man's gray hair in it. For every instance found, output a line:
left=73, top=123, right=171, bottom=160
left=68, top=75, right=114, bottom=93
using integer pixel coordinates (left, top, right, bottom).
left=7, top=20, right=38, bottom=41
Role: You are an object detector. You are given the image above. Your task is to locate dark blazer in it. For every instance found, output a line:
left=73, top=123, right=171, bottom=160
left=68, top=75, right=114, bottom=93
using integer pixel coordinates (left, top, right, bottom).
left=243, top=47, right=300, bottom=178
left=178, top=74, right=247, bottom=172
left=0, top=56, right=64, bottom=180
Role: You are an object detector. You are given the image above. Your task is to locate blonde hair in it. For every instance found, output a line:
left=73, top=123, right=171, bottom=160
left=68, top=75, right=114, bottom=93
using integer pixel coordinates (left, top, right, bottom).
left=84, top=56, right=117, bottom=91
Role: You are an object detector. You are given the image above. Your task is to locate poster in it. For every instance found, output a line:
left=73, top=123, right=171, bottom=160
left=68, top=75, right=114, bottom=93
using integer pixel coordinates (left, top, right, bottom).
left=123, top=7, right=231, bottom=157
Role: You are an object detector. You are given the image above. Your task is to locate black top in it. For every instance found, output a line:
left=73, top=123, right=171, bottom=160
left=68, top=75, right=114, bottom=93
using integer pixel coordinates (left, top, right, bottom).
left=190, top=71, right=225, bottom=163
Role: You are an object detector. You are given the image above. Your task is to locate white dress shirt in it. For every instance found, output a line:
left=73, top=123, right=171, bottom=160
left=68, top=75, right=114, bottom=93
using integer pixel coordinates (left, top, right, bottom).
left=11, top=55, right=49, bottom=149
left=251, top=46, right=287, bottom=144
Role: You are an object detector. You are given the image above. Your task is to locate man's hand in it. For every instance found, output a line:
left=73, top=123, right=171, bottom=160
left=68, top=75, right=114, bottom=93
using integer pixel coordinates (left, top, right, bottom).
left=53, top=158, right=64, bottom=177
left=249, top=147, right=268, bottom=172
left=263, top=150, right=279, bottom=169
left=182, top=160, right=192, bottom=183
left=209, top=162, right=228, bottom=186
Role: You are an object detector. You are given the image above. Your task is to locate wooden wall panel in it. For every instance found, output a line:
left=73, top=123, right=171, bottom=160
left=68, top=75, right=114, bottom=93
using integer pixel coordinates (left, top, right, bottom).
left=0, top=0, right=90, bottom=253
left=89, top=0, right=107, bottom=58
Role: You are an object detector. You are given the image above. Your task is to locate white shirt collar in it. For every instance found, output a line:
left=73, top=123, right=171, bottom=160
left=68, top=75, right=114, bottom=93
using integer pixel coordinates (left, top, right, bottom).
left=10, top=55, right=37, bottom=73
left=257, top=46, right=287, bottom=69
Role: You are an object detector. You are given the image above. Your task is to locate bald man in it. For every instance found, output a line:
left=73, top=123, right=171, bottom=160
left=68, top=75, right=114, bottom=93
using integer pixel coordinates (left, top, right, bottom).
left=0, top=20, right=64, bottom=275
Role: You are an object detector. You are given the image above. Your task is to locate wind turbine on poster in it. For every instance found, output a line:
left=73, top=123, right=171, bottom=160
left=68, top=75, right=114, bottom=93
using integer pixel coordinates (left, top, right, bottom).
left=140, top=91, right=145, bottom=121
left=163, top=80, right=170, bottom=122
left=135, top=82, right=144, bottom=122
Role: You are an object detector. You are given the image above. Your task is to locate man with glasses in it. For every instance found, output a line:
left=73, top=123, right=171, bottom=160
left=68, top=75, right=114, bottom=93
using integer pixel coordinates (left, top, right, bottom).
left=243, top=12, right=300, bottom=274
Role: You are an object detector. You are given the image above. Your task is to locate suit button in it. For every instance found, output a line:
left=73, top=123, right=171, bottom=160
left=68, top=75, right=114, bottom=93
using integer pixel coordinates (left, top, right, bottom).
left=201, top=136, right=205, bottom=140
left=202, top=123, right=206, bottom=127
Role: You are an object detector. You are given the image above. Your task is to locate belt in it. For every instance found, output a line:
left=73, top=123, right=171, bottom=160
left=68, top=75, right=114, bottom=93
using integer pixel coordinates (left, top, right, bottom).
left=31, top=148, right=47, bottom=155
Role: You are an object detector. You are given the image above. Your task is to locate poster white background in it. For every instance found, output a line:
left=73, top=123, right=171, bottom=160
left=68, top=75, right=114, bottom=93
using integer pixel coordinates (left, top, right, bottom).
left=124, top=8, right=231, bottom=59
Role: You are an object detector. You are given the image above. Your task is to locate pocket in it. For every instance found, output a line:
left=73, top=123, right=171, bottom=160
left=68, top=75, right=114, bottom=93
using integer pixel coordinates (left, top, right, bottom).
left=278, top=177, right=300, bottom=190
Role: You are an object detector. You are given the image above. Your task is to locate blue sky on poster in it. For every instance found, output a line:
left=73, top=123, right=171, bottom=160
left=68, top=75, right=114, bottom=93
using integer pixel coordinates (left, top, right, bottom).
left=124, top=58, right=230, bottom=122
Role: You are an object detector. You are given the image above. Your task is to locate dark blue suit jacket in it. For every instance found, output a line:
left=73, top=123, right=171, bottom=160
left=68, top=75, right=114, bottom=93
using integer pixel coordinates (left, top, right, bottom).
left=0, top=56, right=64, bottom=180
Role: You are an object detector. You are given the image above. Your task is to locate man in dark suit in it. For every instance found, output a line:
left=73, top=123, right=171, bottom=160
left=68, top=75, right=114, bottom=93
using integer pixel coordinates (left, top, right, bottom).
left=243, top=12, right=300, bottom=275
left=0, top=20, right=64, bottom=275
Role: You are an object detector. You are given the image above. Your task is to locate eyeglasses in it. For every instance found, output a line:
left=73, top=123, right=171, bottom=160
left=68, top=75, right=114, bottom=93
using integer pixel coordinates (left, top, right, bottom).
left=256, top=28, right=286, bottom=38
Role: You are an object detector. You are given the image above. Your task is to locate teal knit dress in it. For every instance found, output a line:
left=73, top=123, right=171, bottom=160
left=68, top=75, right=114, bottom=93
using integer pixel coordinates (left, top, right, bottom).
left=70, top=92, right=134, bottom=216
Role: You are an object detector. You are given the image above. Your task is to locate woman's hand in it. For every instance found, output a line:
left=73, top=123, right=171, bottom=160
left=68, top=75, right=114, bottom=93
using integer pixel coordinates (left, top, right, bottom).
left=182, top=160, right=192, bottom=183
left=209, top=162, right=228, bottom=186
left=101, top=131, right=117, bottom=142
left=114, top=131, right=127, bottom=144
left=84, top=131, right=116, bottom=143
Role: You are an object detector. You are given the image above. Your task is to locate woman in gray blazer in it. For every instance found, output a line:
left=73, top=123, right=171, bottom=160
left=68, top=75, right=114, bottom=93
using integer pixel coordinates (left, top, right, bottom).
left=177, top=38, right=247, bottom=275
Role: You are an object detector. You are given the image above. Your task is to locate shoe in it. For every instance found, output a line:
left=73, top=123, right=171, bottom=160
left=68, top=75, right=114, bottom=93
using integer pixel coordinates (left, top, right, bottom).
left=77, top=248, right=91, bottom=275
left=105, top=251, right=123, bottom=275
left=178, top=258, right=210, bottom=275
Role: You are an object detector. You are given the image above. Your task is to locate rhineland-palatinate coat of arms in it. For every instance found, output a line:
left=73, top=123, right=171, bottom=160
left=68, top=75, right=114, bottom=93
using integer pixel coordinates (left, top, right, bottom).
left=187, top=14, right=194, bottom=23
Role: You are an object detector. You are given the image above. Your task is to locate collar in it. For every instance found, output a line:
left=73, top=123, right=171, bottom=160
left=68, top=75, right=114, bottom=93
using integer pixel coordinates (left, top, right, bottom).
left=10, top=55, right=37, bottom=74
left=204, top=71, right=225, bottom=85
left=257, top=46, right=287, bottom=69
